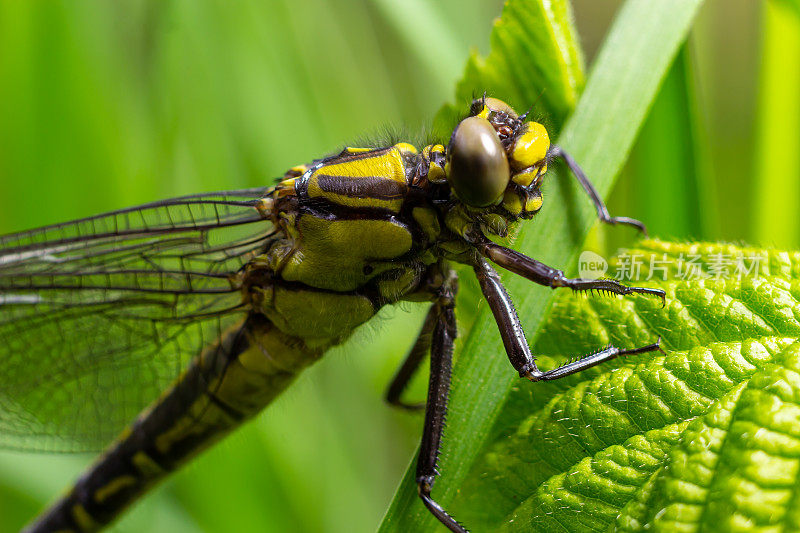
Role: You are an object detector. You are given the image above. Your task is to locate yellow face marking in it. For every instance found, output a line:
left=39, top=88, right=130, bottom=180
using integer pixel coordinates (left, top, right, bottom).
left=93, top=476, right=138, bottom=504
left=512, top=169, right=538, bottom=188
left=503, top=189, right=523, bottom=216
left=424, top=144, right=445, bottom=156
left=525, top=193, right=544, bottom=213
left=511, top=121, right=549, bottom=170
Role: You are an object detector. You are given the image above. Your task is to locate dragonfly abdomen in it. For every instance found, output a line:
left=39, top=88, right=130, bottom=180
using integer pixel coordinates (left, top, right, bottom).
left=23, top=314, right=331, bottom=533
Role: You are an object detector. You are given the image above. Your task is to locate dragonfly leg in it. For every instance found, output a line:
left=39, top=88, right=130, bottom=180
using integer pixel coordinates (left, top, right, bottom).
left=386, top=268, right=460, bottom=411
left=385, top=305, right=438, bottom=411
left=472, top=258, right=662, bottom=380
left=414, top=276, right=468, bottom=532
left=473, top=236, right=666, bottom=306
left=549, top=144, right=649, bottom=235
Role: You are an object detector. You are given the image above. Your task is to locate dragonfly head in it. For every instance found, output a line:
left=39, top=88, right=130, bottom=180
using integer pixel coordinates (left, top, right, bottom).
left=444, top=97, right=549, bottom=236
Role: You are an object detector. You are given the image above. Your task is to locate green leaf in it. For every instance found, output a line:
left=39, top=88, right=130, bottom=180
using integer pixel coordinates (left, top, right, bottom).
left=454, top=240, right=800, bottom=531
left=433, top=0, right=584, bottom=136
left=380, top=0, right=705, bottom=531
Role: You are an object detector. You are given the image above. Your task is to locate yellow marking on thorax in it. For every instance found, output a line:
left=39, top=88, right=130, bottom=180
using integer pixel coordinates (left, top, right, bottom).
left=343, top=146, right=372, bottom=153
left=395, top=142, right=418, bottom=155
left=306, top=146, right=410, bottom=211
left=255, top=197, right=274, bottom=218
left=412, top=206, right=441, bottom=242
left=275, top=215, right=414, bottom=292
left=423, top=144, right=447, bottom=183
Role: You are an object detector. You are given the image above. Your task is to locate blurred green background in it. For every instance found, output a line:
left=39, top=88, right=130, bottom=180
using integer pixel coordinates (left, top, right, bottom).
left=0, top=0, right=797, bottom=532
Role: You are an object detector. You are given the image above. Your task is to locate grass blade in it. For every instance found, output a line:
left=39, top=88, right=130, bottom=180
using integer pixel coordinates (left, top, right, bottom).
left=751, top=0, right=800, bottom=248
left=612, top=44, right=714, bottom=244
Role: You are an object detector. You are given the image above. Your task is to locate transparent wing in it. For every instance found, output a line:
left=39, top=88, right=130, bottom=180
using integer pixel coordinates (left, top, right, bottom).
left=0, top=187, right=274, bottom=451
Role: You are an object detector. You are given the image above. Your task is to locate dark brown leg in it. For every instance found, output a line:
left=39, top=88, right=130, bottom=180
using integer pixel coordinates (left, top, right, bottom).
left=413, top=276, right=467, bottom=532
left=473, top=236, right=666, bottom=306
left=472, top=258, right=661, bottom=380
left=549, top=144, right=649, bottom=235
left=384, top=305, right=438, bottom=411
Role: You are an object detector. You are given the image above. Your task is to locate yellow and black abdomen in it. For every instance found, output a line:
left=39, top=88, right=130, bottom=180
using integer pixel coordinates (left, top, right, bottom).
left=24, top=315, right=331, bottom=533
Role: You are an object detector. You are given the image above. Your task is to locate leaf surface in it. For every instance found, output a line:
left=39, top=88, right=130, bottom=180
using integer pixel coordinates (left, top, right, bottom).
left=455, top=240, right=800, bottom=531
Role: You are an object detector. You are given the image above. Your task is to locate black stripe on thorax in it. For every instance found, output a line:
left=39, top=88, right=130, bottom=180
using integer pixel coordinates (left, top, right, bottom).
left=299, top=200, right=403, bottom=223
left=315, top=173, right=407, bottom=200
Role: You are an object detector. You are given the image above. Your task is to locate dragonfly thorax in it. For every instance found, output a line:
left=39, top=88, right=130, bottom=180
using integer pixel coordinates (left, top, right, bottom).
left=244, top=97, right=553, bottom=343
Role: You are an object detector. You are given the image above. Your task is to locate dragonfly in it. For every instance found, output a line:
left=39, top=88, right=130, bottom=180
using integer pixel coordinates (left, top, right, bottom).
left=1, top=95, right=664, bottom=533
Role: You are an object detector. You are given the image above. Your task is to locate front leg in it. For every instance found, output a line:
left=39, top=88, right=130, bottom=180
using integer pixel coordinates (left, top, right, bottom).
left=472, top=235, right=666, bottom=306
left=384, top=304, right=437, bottom=411
left=385, top=268, right=460, bottom=411
left=472, top=258, right=661, bottom=380
left=548, top=145, right=650, bottom=235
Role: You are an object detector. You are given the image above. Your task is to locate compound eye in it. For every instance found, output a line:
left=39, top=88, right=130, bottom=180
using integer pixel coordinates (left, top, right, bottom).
left=447, top=116, right=510, bottom=208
